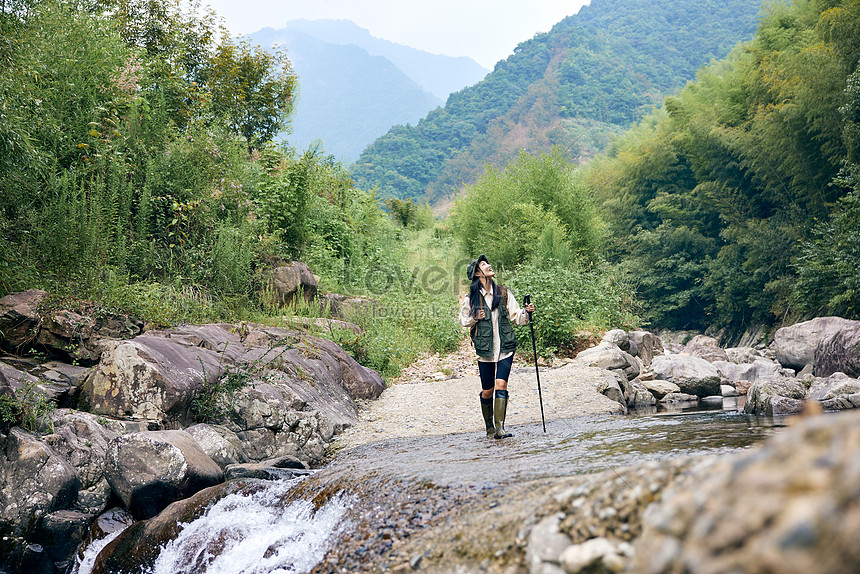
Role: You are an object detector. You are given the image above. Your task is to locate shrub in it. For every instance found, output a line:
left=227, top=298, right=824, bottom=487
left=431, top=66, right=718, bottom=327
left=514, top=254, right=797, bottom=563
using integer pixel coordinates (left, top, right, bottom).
left=506, top=260, right=641, bottom=359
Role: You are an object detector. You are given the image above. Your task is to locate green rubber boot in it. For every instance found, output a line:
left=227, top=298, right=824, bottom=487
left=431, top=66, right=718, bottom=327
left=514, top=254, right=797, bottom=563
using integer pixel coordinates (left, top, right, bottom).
left=493, top=390, right=513, bottom=439
left=480, top=394, right=495, bottom=436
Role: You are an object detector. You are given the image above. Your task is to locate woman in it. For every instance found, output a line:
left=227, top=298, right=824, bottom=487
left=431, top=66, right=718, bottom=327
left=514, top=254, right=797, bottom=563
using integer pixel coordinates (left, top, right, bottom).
left=459, top=255, right=535, bottom=439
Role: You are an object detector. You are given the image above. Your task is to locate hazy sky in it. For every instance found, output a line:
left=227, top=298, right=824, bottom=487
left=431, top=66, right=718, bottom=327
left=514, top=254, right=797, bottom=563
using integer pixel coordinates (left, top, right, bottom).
left=204, top=0, right=591, bottom=69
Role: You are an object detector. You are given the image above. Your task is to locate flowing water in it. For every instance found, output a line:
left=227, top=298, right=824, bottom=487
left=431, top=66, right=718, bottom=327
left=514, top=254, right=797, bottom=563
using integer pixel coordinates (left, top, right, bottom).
left=75, top=405, right=783, bottom=574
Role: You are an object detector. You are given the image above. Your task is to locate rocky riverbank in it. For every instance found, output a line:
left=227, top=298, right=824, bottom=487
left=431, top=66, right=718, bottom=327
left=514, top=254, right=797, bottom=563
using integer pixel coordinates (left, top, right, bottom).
left=0, top=290, right=384, bottom=573
left=2, top=285, right=860, bottom=573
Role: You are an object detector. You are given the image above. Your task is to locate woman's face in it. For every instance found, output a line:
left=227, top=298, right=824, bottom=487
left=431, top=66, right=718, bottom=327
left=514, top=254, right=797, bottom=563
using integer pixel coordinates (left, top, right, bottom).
left=477, top=260, right=494, bottom=278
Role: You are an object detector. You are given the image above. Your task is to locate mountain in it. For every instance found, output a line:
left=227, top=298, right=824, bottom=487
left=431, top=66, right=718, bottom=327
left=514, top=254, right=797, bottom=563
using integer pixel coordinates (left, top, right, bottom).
left=351, top=0, right=763, bottom=204
left=247, top=21, right=488, bottom=163
left=286, top=19, right=489, bottom=101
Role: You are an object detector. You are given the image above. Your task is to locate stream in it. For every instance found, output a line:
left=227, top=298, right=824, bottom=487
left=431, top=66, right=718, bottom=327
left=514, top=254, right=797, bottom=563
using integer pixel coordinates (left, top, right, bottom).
left=75, top=403, right=782, bottom=574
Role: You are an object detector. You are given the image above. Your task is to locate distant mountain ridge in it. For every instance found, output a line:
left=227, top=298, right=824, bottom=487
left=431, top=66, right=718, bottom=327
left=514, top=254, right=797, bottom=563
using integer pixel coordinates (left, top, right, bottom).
left=351, top=0, right=763, bottom=205
left=247, top=21, right=488, bottom=162
left=286, top=19, right=489, bottom=101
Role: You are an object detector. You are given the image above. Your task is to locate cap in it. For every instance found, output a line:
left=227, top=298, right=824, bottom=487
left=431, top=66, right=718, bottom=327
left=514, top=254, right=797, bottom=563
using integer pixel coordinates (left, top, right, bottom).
left=466, top=255, right=488, bottom=280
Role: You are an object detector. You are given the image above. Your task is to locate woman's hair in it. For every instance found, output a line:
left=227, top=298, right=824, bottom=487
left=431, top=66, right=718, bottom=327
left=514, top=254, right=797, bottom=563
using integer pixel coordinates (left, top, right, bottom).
left=470, top=277, right=502, bottom=317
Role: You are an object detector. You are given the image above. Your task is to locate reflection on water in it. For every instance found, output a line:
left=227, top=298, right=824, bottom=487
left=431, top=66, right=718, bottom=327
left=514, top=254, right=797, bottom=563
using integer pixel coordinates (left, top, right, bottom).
left=333, top=407, right=782, bottom=488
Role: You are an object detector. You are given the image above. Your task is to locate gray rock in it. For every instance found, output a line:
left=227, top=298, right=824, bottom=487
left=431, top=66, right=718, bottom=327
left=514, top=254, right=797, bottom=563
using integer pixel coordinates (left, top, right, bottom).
left=773, top=316, right=857, bottom=370
left=633, top=409, right=860, bottom=574
left=720, top=384, right=738, bottom=397
left=559, top=537, right=625, bottom=574
left=81, top=336, right=227, bottom=424
left=713, top=357, right=785, bottom=383
left=266, top=261, right=318, bottom=306
left=0, top=289, right=48, bottom=351
left=319, top=293, right=378, bottom=321
left=576, top=342, right=639, bottom=379
left=744, top=378, right=808, bottom=416
left=590, top=370, right=627, bottom=413
left=104, top=430, right=224, bottom=519
left=814, top=322, right=860, bottom=378
left=650, top=355, right=721, bottom=397
left=628, top=331, right=663, bottom=367
left=641, top=379, right=680, bottom=400
left=724, top=346, right=762, bottom=364
left=602, top=329, right=629, bottom=351
left=45, top=410, right=118, bottom=514
left=627, top=379, right=657, bottom=407
left=0, top=428, right=80, bottom=537
left=808, top=373, right=860, bottom=411
left=33, top=509, right=95, bottom=563
left=526, top=513, right=572, bottom=574
left=185, top=423, right=247, bottom=468
left=659, top=392, right=699, bottom=403
left=223, top=462, right=312, bottom=481
left=682, top=335, right=729, bottom=363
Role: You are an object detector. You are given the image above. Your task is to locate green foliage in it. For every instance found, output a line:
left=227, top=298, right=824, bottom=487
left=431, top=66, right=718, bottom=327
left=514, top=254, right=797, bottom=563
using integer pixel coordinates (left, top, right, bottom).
left=209, top=39, right=298, bottom=153
left=0, top=382, right=56, bottom=434
left=352, top=0, right=762, bottom=204
left=191, top=367, right=252, bottom=423
left=506, top=261, right=641, bottom=360
left=452, top=148, right=605, bottom=269
left=795, top=165, right=860, bottom=316
left=587, top=0, right=860, bottom=329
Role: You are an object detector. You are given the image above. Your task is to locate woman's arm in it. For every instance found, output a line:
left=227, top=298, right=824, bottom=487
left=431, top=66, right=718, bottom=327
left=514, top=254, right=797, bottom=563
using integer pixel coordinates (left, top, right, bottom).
left=506, top=288, right=531, bottom=326
left=459, top=295, right=477, bottom=328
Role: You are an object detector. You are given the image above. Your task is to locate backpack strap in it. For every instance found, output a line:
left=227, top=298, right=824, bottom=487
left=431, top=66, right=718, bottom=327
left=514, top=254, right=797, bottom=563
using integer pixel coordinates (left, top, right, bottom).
left=469, top=285, right=509, bottom=343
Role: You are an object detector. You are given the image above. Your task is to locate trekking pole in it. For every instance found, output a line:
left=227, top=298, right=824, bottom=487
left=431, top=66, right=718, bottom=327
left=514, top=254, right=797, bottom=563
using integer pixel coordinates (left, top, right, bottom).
left=524, top=295, right=546, bottom=432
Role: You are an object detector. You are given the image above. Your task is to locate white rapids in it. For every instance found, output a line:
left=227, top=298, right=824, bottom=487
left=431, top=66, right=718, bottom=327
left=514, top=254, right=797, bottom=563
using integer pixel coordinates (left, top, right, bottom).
left=74, top=478, right=352, bottom=574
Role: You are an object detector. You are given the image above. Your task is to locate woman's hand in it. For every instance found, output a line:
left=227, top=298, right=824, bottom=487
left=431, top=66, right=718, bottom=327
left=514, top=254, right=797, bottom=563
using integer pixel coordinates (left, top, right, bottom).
left=476, top=309, right=486, bottom=320
left=524, top=303, right=535, bottom=314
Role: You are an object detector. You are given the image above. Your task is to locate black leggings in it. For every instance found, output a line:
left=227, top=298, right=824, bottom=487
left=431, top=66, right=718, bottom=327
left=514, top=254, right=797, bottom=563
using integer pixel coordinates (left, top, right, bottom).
left=478, top=355, right=513, bottom=391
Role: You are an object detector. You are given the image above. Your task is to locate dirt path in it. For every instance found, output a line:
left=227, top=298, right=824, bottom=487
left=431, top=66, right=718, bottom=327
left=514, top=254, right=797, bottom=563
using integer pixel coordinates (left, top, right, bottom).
left=333, top=338, right=624, bottom=449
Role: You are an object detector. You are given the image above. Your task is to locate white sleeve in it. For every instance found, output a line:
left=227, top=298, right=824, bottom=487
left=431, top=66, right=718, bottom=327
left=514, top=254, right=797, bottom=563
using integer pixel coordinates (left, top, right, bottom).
left=506, top=287, right=530, bottom=326
left=459, top=295, right=477, bottom=328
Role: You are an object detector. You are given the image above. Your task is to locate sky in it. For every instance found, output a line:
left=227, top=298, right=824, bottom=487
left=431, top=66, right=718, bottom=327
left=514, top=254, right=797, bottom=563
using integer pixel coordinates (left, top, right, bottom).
left=203, top=0, right=592, bottom=69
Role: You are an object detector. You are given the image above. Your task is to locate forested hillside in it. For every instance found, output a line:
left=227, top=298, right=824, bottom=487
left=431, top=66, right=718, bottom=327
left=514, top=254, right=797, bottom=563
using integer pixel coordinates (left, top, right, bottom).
left=586, top=0, right=860, bottom=332
left=352, top=0, right=763, bottom=204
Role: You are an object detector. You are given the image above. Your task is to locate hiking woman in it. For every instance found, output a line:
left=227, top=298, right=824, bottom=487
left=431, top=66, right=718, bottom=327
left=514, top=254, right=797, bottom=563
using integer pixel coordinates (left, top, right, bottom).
left=459, top=255, right=535, bottom=439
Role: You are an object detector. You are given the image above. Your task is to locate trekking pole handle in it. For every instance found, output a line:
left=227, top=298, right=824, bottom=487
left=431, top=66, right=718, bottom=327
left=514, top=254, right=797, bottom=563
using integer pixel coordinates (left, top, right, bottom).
left=524, top=294, right=533, bottom=321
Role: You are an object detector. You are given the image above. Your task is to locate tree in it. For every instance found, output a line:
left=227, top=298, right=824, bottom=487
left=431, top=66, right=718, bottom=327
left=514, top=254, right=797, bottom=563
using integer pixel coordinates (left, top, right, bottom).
left=209, top=39, right=297, bottom=154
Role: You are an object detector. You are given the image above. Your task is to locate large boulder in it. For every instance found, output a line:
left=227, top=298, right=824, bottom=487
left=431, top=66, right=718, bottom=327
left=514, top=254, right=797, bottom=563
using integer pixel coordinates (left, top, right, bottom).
left=266, top=261, right=318, bottom=307
left=80, top=336, right=226, bottom=425
left=576, top=342, right=639, bottom=379
left=0, top=428, right=79, bottom=537
left=814, top=321, right=860, bottom=378
left=45, top=410, right=118, bottom=515
left=0, top=289, right=48, bottom=351
left=601, top=329, right=630, bottom=351
left=641, top=379, right=681, bottom=400
left=712, top=358, right=785, bottom=383
left=808, top=373, right=860, bottom=411
left=744, top=377, right=808, bottom=415
left=104, top=430, right=224, bottom=519
left=36, top=309, right=143, bottom=365
left=319, top=293, right=378, bottom=321
left=682, top=335, right=729, bottom=363
left=633, top=410, right=860, bottom=574
left=628, top=331, right=664, bottom=367
left=773, top=316, right=858, bottom=371
left=650, top=355, right=721, bottom=397
left=184, top=423, right=247, bottom=468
